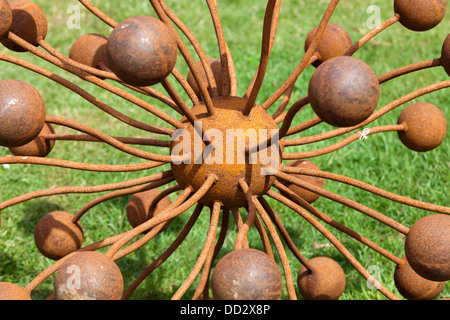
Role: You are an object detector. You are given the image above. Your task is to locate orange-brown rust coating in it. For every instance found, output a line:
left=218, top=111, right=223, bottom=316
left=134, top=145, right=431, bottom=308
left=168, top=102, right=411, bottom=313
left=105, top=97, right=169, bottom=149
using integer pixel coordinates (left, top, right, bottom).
left=9, top=123, right=55, bottom=157
left=0, top=0, right=47, bottom=52
left=69, top=33, right=109, bottom=70
left=405, top=214, right=450, bottom=281
left=0, top=0, right=12, bottom=38
left=106, top=15, right=178, bottom=87
left=0, top=282, right=31, bottom=300
left=305, top=24, right=353, bottom=68
left=171, top=97, right=283, bottom=208
left=441, top=34, right=450, bottom=77
left=34, top=211, right=84, bottom=260
left=284, top=160, right=324, bottom=204
left=187, top=57, right=224, bottom=98
left=394, top=0, right=447, bottom=32
left=211, top=248, right=282, bottom=300
left=0, top=79, right=46, bottom=148
left=397, top=102, right=447, bottom=152
left=394, top=256, right=445, bottom=300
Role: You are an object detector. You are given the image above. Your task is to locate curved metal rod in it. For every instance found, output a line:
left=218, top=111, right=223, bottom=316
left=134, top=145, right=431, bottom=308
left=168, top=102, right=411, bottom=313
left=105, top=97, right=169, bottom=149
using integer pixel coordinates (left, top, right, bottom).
left=235, top=179, right=257, bottom=249
left=106, top=174, right=217, bottom=259
left=159, top=0, right=219, bottom=97
left=242, top=0, right=280, bottom=115
left=72, top=181, right=180, bottom=224
left=285, top=80, right=450, bottom=146
left=78, top=0, right=118, bottom=28
left=193, top=208, right=229, bottom=300
left=46, top=115, right=174, bottom=163
left=261, top=0, right=341, bottom=110
left=0, top=171, right=173, bottom=213
left=0, top=156, right=166, bottom=173
left=344, top=14, right=400, bottom=57
left=44, top=133, right=171, bottom=148
left=253, top=196, right=298, bottom=300
left=149, top=0, right=216, bottom=116
left=378, top=58, right=442, bottom=84
left=273, top=181, right=404, bottom=265
left=283, top=124, right=406, bottom=158
left=258, top=196, right=315, bottom=270
left=275, top=171, right=410, bottom=235
left=280, top=166, right=450, bottom=214
left=122, top=203, right=204, bottom=300
left=267, top=189, right=401, bottom=300
left=0, top=53, right=173, bottom=136
left=171, top=200, right=222, bottom=300
left=231, top=208, right=249, bottom=249
left=6, top=32, right=182, bottom=130
left=206, top=0, right=231, bottom=97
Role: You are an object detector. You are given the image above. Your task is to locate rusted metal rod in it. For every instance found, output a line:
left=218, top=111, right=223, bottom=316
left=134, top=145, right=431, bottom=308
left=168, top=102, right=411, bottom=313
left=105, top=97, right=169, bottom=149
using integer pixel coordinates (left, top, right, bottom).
left=78, top=0, right=118, bottom=28
left=235, top=179, right=257, bottom=250
left=280, top=166, right=450, bottom=214
left=266, top=189, right=401, bottom=300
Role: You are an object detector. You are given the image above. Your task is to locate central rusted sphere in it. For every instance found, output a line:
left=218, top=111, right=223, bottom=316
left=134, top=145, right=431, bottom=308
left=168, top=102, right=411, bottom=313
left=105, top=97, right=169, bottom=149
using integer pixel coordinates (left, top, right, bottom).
left=170, top=97, right=282, bottom=208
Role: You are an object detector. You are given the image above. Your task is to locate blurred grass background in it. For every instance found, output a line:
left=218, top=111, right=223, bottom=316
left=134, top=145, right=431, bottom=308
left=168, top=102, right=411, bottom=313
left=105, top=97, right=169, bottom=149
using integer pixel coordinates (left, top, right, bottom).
left=0, top=0, right=448, bottom=300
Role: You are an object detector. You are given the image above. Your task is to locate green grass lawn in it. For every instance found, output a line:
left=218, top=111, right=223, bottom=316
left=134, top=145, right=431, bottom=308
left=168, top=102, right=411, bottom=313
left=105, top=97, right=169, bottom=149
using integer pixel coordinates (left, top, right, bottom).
left=0, top=0, right=448, bottom=300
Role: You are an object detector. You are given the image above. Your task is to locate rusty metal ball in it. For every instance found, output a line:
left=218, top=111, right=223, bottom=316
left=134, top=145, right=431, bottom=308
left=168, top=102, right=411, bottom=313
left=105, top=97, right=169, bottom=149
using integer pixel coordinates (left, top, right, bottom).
left=308, top=56, right=380, bottom=127
left=0, top=282, right=31, bottom=300
left=0, top=0, right=12, bottom=39
left=405, top=214, right=450, bottom=281
left=0, top=0, right=48, bottom=52
left=394, top=0, right=447, bottom=32
left=126, top=189, right=172, bottom=231
left=69, top=33, right=109, bottom=70
left=34, top=211, right=84, bottom=260
left=187, top=57, right=224, bottom=98
left=0, top=79, right=46, bottom=148
left=8, top=123, right=55, bottom=157
left=106, top=15, right=178, bottom=87
left=297, top=256, right=346, bottom=300
left=285, top=160, right=324, bottom=204
left=394, top=256, right=445, bottom=300
left=170, top=97, right=282, bottom=209
left=211, top=248, right=283, bottom=300
left=397, top=102, right=447, bottom=152
left=441, top=34, right=450, bottom=77
left=54, top=251, right=124, bottom=300
left=304, top=24, right=353, bottom=68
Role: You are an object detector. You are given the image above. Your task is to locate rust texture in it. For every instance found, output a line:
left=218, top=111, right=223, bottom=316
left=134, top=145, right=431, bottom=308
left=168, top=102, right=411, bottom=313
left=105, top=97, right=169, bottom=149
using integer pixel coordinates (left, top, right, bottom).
left=405, top=214, right=450, bottom=281
left=0, top=0, right=47, bottom=52
left=211, top=248, right=283, bottom=300
left=106, top=15, right=178, bottom=87
left=34, top=211, right=84, bottom=261
left=394, top=0, right=447, bottom=31
left=54, top=251, right=124, bottom=300
left=308, top=56, right=380, bottom=127
left=0, top=0, right=448, bottom=301
left=0, top=79, right=46, bottom=148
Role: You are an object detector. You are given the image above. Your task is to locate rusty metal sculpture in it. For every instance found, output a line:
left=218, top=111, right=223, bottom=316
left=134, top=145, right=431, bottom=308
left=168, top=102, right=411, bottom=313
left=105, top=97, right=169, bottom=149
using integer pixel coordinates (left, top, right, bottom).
left=0, top=0, right=449, bottom=301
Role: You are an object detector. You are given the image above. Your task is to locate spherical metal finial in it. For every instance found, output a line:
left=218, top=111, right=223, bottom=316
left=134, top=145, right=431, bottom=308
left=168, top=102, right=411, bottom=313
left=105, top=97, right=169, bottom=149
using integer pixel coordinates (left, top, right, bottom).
left=308, top=56, right=380, bottom=127
left=126, top=189, right=172, bottom=230
left=69, top=33, right=109, bottom=70
left=187, top=57, right=224, bottom=98
left=8, top=123, right=55, bottom=157
left=0, top=0, right=12, bottom=39
left=106, top=15, right=178, bottom=87
left=441, top=34, right=450, bottom=77
left=304, top=24, right=353, bottom=68
left=54, top=251, right=124, bottom=300
left=285, top=160, right=324, bottom=204
left=397, top=102, right=447, bottom=152
left=0, top=79, right=46, bottom=148
left=34, top=211, right=84, bottom=260
left=394, top=0, right=447, bottom=32
left=0, top=282, right=31, bottom=300
left=211, top=248, right=283, bottom=300
left=394, top=257, right=445, bottom=300
left=0, top=0, right=48, bottom=52
left=405, top=214, right=450, bottom=281
left=297, top=256, right=346, bottom=300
